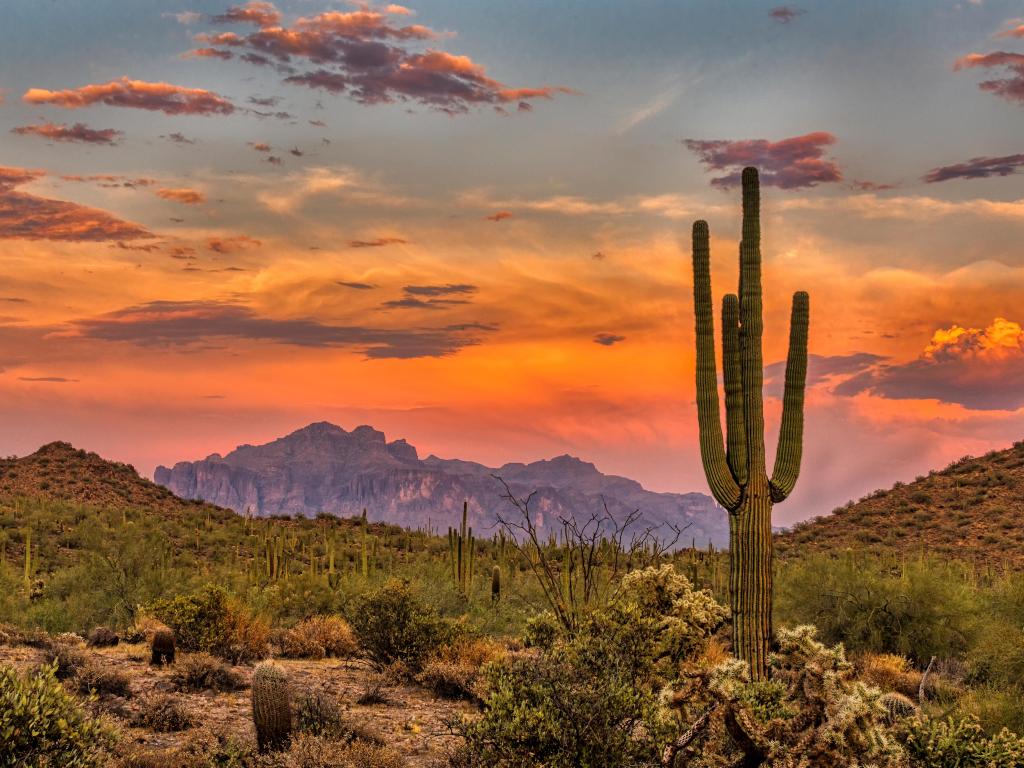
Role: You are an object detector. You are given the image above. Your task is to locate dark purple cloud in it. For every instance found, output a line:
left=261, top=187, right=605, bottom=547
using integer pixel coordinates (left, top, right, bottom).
left=683, top=132, right=842, bottom=189
left=594, top=333, right=625, bottom=346
left=923, top=153, right=1024, bottom=183
left=71, top=299, right=495, bottom=359
left=194, top=3, right=571, bottom=114
left=402, top=283, right=476, bottom=297
left=337, top=281, right=376, bottom=290
left=349, top=237, right=407, bottom=248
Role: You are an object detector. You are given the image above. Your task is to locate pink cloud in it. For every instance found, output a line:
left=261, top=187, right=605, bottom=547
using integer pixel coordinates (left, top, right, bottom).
left=12, top=121, right=123, bottom=145
left=23, top=77, right=234, bottom=115
left=954, top=51, right=1024, bottom=104
left=194, top=2, right=570, bottom=113
left=683, top=132, right=842, bottom=189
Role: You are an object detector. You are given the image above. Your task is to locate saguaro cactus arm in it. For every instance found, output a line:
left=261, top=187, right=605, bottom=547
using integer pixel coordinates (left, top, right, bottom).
left=770, top=290, right=810, bottom=502
left=692, top=219, right=741, bottom=510
left=721, top=293, right=747, bottom=486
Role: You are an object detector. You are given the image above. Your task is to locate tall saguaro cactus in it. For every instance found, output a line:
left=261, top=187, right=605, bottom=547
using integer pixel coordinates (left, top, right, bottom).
left=691, top=167, right=809, bottom=680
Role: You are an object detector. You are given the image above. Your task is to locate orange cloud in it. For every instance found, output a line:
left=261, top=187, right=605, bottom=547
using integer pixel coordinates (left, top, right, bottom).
left=0, top=165, right=151, bottom=242
left=12, top=121, right=123, bottom=145
left=157, top=188, right=206, bottom=205
left=835, top=318, right=1024, bottom=410
left=485, top=211, right=512, bottom=222
left=23, top=77, right=235, bottom=115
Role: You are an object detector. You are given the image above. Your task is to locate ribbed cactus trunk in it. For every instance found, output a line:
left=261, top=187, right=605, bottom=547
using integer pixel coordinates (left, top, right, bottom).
left=691, top=167, right=809, bottom=680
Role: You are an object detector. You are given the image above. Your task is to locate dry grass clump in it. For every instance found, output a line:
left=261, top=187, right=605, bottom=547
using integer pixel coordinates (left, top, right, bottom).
left=74, top=660, right=132, bottom=697
left=252, top=733, right=403, bottom=768
left=132, top=693, right=195, bottom=732
left=171, top=652, right=246, bottom=692
left=280, top=616, right=358, bottom=660
left=858, top=652, right=923, bottom=698
left=0, top=622, right=53, bottom=648
left=45, top=639, right=89, bottom=679
left=87, top=626, right=120, bottom=648
left=416, top=637, right=505, bottom=701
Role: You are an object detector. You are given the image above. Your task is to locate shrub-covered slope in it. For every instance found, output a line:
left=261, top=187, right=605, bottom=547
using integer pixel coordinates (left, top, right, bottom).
left=777, top=440, right=1024, bottom=567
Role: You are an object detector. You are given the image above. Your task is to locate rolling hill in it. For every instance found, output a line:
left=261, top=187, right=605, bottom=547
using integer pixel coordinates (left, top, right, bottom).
left=776, top=439, right=1024, bottom=567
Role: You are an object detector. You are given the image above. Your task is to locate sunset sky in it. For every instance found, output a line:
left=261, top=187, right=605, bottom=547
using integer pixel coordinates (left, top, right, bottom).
left=2, top=0, right=1024, bottom=523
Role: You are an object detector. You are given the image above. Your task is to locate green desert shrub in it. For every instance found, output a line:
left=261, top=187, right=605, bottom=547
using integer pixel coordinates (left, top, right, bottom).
left=0, top=662, right=113, bottom=767
left=151, top=584, right=269, bottom=663
left=348, top=579, right=452, bottom=670
left=522, top=610, right=560, bottom=650
left=455, top=607, right=670, bottom=767
left=775, top=555, right=975, bottom=663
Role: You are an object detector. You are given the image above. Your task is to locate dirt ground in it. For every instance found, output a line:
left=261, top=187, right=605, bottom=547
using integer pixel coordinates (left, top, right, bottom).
left=0, top=639, right=474, bottom=766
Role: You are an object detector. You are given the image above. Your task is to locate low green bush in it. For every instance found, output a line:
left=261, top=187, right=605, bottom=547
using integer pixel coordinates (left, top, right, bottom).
left=0, top=662, right=113, bottom=767
left=151, top=584, right=268, bottom=663
left=906, top=715, right=1024, bottom=767
left=348, top=579, right=452, bottom=670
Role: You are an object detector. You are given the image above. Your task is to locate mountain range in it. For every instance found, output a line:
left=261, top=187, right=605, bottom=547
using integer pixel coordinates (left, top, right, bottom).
left=154, top=422, right=728, bottom=546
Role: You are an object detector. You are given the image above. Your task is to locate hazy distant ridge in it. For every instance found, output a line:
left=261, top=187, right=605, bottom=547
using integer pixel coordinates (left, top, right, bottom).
left=155, top=422, right=728, bottom=546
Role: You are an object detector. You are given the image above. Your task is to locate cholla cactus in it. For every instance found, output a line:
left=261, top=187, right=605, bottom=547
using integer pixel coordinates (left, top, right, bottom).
left=617, top=564, right=728, bottom=663
left=703, top=625, right=907, bottom=767
left=252, top=661, right=292, bottom=752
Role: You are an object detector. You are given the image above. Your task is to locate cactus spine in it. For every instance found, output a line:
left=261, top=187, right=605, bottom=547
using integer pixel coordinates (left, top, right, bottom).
left=691, top=167, right=809, bottom=680
left=252, top=661, right=292, bottom=752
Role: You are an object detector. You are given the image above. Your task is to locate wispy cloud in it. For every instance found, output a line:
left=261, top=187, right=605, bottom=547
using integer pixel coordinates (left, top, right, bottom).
left=954, top=51, right=1024, bottom=105
left=12, top=121, right=122, bottom=145
left=923, top=153, right=1024, bottom=183
left=23, top=77, right=234, bottom=115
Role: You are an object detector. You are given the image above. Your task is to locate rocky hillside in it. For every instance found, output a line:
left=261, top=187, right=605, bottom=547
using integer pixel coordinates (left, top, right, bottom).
left=0, top=442, right=232, bottom=521
left=776, top=440, right=1024, bottom=567
left=155, top=422, right=727, bottom=546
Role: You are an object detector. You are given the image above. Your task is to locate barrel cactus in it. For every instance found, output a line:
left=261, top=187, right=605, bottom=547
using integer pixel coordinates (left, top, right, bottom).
left=691, top=167, right=810, bottom=679
left=150, top=628, right=175, bottom=666
left=252, top=660, right=292, bottom=752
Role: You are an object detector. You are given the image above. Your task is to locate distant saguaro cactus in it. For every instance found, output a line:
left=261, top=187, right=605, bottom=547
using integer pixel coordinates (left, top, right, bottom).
left=448, top=501, right=475, bottom=597
left=150, top=628, right=176, bottom=666
left=691, top=167, right=809, bottom=679
left=491, top=565, right=501, bottom=603
left=252, top=661, right=292, bottom=752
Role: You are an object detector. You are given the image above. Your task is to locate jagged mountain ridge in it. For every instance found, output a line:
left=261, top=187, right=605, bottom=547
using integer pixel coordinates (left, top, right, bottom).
left=154, top=422, right=728, bottom=546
